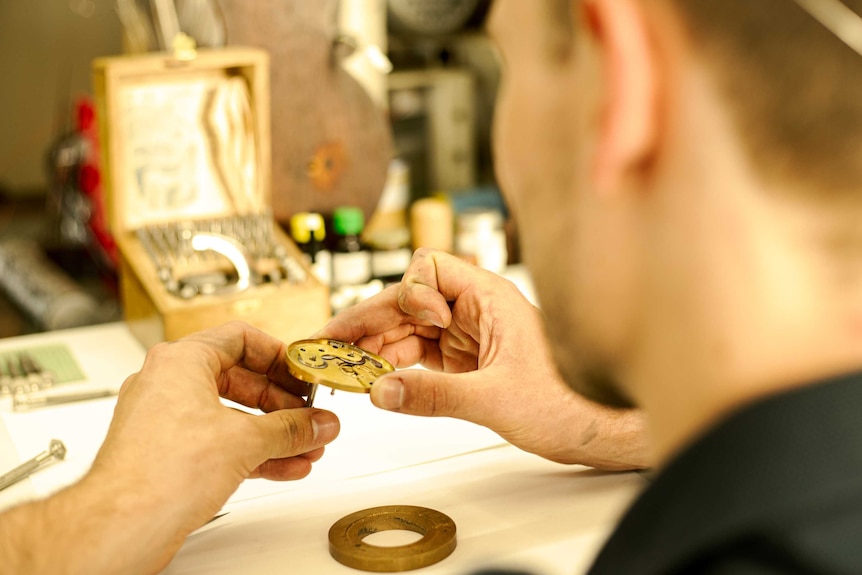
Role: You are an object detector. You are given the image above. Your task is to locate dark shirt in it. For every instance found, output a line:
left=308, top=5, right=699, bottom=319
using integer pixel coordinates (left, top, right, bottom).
left=588, top=370, right=862, bottom=574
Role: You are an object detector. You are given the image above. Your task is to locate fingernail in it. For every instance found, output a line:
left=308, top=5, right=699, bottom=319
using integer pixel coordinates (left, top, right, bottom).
left=374, top=377, right=405, bottom=410
left=420, top=310, right=445, bottom=329
left=311, top=411, right=339, bottom=442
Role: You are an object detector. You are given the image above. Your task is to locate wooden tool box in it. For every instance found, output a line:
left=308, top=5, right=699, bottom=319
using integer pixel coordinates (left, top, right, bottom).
left=92, top=47, right=331, bottom=348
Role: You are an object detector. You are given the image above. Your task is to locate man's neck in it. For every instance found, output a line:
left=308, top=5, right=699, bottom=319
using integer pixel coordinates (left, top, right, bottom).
left=628, top=179, right=862, bottom=466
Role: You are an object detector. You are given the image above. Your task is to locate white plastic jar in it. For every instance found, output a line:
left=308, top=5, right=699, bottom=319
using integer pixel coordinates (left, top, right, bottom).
left=454, top=208, right=508, bottom=274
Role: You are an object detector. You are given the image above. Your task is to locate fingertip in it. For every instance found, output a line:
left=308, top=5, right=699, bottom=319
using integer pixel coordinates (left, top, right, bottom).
left=418, top=309, right=446, bottom=329
left=397, top=285, right=451, bottom=328
left=370, top=375, right=404, bottom=410
left=302, top=446, right=326, bottom=464
left=254, top=456, right=313, bottom=481
left=311, top=409, right=341, bottom=443
left=308, top=325, right=330, bottom=339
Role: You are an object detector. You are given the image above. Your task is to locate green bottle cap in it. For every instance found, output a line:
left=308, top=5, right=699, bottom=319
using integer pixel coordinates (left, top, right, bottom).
left=332, top=206, right=365, bottom=236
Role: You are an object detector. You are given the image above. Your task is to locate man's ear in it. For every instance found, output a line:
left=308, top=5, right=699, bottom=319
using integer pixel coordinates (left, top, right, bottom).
left=581, top=0, right=658, bottom=194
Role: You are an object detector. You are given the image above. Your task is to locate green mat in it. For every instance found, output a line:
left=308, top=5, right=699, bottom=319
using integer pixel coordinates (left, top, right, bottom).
left=0, top=344, right=86, bottom=384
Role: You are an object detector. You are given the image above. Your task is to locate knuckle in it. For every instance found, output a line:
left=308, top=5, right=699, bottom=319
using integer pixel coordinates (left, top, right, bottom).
left=412, top=246, right=436, bottom=260
left=418, top=382, right=452, bottom=417
left=145, top=341, right=173, bottom=360
left=276, top=413, right=312, bottom=454
left=431, top=385, right=450, bottom=416
left=140, top=341, right=184, bottom=371
left=397, top=287, right=412, bottom=309
left=224, top=319, right=253, bottom=334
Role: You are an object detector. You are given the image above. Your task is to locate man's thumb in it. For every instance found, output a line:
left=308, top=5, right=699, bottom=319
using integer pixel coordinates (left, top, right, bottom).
left=256, top=409, right=340, bottom=459
left=370, top=370, right=475, bottom=419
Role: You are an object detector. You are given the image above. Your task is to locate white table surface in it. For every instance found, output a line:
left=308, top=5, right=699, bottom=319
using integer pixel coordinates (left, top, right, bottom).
left=0, top=269, right=646, bottom=574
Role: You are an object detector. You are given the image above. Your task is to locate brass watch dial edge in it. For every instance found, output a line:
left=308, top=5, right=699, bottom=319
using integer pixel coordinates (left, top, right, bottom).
left=286, top=338, right=394, bottom=394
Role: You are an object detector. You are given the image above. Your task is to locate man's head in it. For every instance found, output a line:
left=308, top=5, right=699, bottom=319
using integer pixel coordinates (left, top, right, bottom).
left=489, top=0, right=862, bottom=422
left=527, top=0, right=862, bottom=194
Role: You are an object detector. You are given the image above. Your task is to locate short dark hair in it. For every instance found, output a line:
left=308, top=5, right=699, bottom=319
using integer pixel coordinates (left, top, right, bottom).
left=674, top=0, right=862, bottom=199
left=545, top=0, right=862, bottom=199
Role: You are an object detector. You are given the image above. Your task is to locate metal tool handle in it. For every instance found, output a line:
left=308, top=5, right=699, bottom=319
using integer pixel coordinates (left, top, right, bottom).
left=0, top=439, right=66, bottom=491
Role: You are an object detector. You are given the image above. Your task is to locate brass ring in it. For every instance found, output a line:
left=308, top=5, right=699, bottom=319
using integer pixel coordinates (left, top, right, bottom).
left=328, top=505, right=457, bottom=572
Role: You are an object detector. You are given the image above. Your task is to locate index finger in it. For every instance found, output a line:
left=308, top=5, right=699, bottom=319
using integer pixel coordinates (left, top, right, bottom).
left=177, top=321, right=309, bottom=409
left=179, top=321, right=293, bottom=380
left=399, top=248, right=509, bottom=323
left=314, top=284, right=419, bottom=342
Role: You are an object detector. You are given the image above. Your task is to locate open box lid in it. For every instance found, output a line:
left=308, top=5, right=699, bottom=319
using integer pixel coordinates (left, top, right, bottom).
left=92, top=47, right=272, bottom=235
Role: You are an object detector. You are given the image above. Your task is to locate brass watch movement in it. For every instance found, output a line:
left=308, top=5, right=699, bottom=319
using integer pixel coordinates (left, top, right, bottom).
left=286, top=338, right=394, bottom=404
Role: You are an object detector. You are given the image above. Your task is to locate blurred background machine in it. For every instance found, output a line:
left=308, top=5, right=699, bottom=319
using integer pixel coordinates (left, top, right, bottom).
left=0, top=0, right=508, bottom=338
left=219, top=0, right=394, bottom=225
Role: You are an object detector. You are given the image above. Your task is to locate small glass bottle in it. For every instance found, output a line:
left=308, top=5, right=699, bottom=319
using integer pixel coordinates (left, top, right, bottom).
left=330, top=206, right=372, bottom=288
left=410, top=196, right=454, bottom=253
left=455, top=207, right=508, bottom=274
left=289, top=212, right=332, bottom=286
left=368, top=227, right=413, bottom=285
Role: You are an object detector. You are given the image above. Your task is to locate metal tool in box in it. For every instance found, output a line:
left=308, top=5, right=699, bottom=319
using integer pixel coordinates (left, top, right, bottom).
left=136, top=212, right=307, bottom=299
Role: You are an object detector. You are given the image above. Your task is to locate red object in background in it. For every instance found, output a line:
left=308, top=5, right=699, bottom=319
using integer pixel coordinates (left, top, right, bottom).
left=78, top=162, right=99, bottom=194
left=77, top=98, right=96, bottom=132
left=74, top=98, right=119, bottom=268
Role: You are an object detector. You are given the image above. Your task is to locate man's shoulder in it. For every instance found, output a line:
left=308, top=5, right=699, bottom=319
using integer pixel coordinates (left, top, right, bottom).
left=588, top=371, right=862, bottom=574
left=685, top=497, right=862, bottom=574
left=590, top=493, right=862, bottom=575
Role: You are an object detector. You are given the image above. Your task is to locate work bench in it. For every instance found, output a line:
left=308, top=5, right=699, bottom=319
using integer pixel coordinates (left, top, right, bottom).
left=0, top=268, right=646, bottom=574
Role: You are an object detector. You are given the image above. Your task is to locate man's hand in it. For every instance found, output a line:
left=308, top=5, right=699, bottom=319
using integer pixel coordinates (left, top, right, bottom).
left=319, top=249, right=648, bottom=470
left=0, top=321, right=340, bottom=575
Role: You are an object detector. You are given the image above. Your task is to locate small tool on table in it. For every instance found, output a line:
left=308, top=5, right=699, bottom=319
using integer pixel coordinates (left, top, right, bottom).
left=0, top=439, right=67, bottom=492
left=0, top=352, right=55, bottom=396
left=13, top=388, right=118, bottom=412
